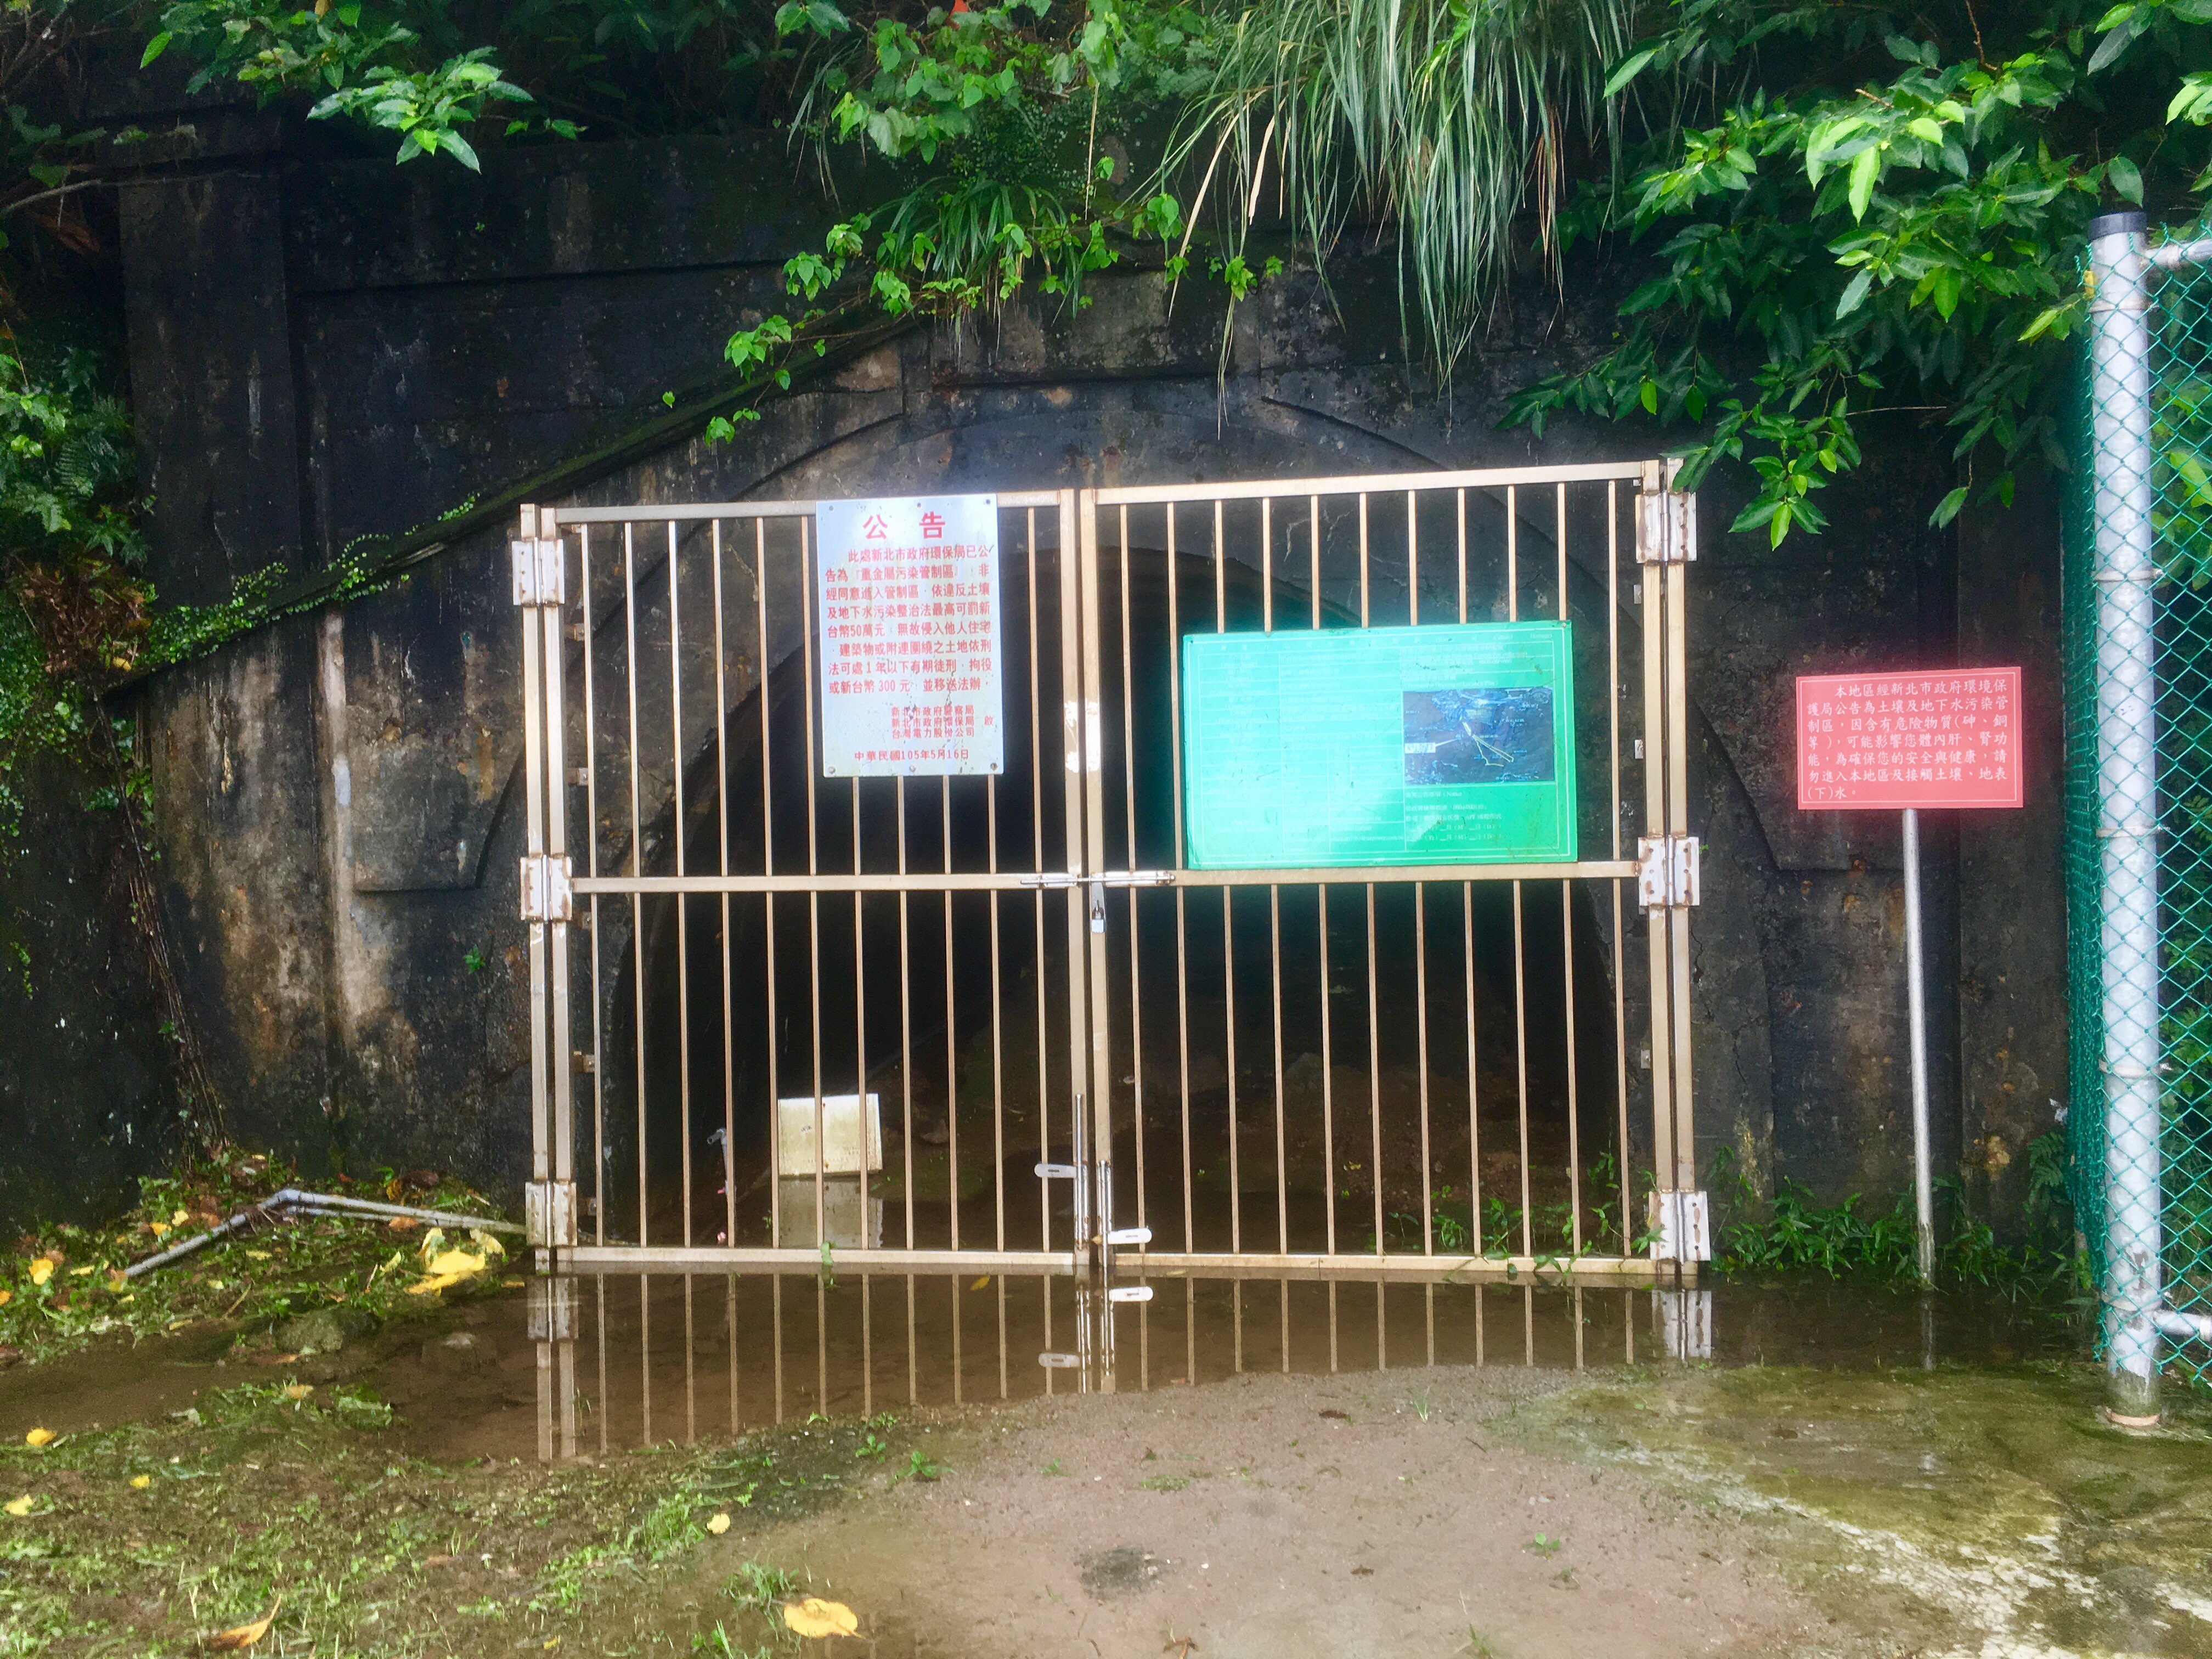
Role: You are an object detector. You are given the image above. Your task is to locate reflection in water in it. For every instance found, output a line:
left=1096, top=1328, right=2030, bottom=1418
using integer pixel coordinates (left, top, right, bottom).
left=515, top=1267, right=2082, bottom=1463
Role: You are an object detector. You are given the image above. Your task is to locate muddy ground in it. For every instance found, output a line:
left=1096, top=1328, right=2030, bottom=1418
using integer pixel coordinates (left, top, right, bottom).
left=4, top=1280, right=2209, bottom=1658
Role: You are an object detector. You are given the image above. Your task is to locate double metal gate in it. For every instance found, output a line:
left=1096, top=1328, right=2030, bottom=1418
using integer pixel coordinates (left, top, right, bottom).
left=512, top=462, right=1703, bottom=1310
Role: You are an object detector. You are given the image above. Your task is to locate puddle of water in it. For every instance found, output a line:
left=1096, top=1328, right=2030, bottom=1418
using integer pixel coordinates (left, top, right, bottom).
left=351, top=1269, right=2083, bottom=1465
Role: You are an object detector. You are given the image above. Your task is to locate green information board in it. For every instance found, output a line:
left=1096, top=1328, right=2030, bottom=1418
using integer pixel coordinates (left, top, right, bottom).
left=1181, top=623, right=1577, bottom=868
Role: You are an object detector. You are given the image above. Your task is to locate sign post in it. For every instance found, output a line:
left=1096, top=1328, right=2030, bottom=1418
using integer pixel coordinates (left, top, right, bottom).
left=1796, top=668, right=2024, bottom=1283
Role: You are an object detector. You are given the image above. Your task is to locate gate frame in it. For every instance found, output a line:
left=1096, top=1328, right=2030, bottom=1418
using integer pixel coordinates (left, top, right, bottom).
left=512, top=464, right=1706, bottom=1289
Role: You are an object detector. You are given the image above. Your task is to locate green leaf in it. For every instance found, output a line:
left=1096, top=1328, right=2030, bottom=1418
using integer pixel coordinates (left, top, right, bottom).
left=1602, top=48, right=1656, bottom=99
left=1847, top=146, right=1881, bottom=222
left=2109, top=156, right=2144, bottom=204
left=1639, top=377, right=1658, bottom=415
left=1930, top=486, right=1970, bottom=527
left=1836, top=269, right=1874, bottom=319
left=140, top=32, right=172, bottom=69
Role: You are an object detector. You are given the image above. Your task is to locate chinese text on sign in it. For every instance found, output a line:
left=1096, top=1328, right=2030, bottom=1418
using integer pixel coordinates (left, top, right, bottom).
left=1795, top=668, right=2023, bottom=810
left=815, top=495, right=1003, bottom=776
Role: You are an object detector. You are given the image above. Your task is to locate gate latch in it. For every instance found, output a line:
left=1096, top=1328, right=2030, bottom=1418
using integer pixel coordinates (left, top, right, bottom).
left=511, top=537, right=567, bottom=607
left=1636, top=836, right=1700, bottom=910
left=520, top=854, right=574, bottom=922
left=1646, top=1189, right=1712, bottom=1263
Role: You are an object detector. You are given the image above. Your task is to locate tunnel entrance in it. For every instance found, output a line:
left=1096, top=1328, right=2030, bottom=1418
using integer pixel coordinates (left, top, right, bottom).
left=520, top=465, right=1699, bottom=1290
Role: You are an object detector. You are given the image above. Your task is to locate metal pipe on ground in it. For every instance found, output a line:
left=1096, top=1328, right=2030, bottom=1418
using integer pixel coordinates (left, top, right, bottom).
left=122, top=1189, right=522, bottom=1281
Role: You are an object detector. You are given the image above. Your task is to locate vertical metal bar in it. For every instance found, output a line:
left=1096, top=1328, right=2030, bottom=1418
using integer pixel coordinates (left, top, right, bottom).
left=1167, top=504, right=1195, bottom=1252
left=945, top=782, right=960, bottom=1251
left=1903, top=806, right=1934, bottom=1283
left=1663, top=541, right=1696, bottom=1204
left=899, top=778, right=915, bottom=1249
left=1216, top=502, right=1239, bottom=1256
left=855, top=780, right=871, bottom=1248
left=1321, top=884, right=1336, bottom=1257
left=803, top=517, right=827, bottom=1249
left=1458, top=491, right=1479, bottom=1256
left=596, top=1274, right=608, bottom=1454
left=1080, top=492, right=1115, bottom=1296
left=1558, top=485, right=1583, bottom=1256
left=1640, top=466, right=1677, bottom=1237
left=727, top=1273, right=740, bottom=1431
left=684, top=1274, right=697, bottom=1445
left=669, top=523, right=694, bottom=1249
left=582, top=526, right=607, bottom=1246
left=1315, top=496, right=1335, bottom=1260
left=541, top=510, right=574, bottom=1248
left=989, top=517, right=1008, bottom=1255
left=1271, top=885, right=1288, bottom=1254
left=714, top=523, right=737, bottom=1249
left=1029, top=509, right=1052, bottom=1254
left=2089, top=213, right=2165, bottom=1418
left=1059, top=491, right=1091, bottom=1268
left=1513, top=883, right=1532, bottom=1258
left=639, top=1274, right=652, bottom=1444
left=1119, top=505, right=1147, bottom=1243
left=864, top=1273, right=874, bottom=1417
left=1366, top=884, right=1384, bottom=1255
left=1410, top=496, right=1431, bottom=1254
left=1608, top=483, right=1632, bottom=1254
left=623, top=523, right=650, bottom=1248
left=757, top=521, right=782, bottom=1251
left=772, top=1275, right=785, bottom=1423
left=520, top=508, right=550, bottom=1233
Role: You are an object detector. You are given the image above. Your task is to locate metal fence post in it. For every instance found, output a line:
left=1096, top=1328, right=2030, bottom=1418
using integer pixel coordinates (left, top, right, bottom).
left=2086, top=209, right=2166, bottom=1422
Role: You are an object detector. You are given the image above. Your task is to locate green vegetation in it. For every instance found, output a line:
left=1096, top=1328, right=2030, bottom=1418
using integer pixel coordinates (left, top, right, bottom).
left=0, top=1367, right=901, bottom=1656
left=1703, top=1136, right=2090, bottom=1297
left=0, top=1147, right=514, bottom=1367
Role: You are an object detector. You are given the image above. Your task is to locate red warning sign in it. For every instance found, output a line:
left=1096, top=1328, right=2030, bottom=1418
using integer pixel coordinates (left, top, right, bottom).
left=1796, top=668, right=2023, bottom=810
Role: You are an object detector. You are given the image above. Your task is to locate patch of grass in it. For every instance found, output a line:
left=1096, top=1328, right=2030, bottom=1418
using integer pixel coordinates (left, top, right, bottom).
left=0, top=1373, right=913, bottom=1656
left=0, top=1146, right=517, bottom=1367
left=1137, top=1472, right=1188, bottom=1492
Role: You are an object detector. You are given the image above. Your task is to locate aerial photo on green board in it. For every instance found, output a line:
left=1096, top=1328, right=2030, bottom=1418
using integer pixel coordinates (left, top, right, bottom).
left=1180, top=622, right=1577, bottom=868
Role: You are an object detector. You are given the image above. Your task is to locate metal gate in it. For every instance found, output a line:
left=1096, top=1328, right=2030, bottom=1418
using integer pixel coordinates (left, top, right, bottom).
left=512, top=462, right=1703, bottom=1300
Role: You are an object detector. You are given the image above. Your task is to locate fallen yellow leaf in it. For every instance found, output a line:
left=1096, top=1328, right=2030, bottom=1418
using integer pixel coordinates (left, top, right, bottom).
left=26, top=1260, right=52, bottom=1287
left=782, top=1598, right=860, bottom=1640
left=2, top=1496, right=30, bottom=1517
left=422, top=1250, right=487, bottom=1278
left=415, top=1228, right=447, bottom=1265
left=205, top=1596, right=279, bottom=1651
left=282, top=1384, right=313, bottom=1401
left=149, top=1223, right=170, bottom=1240
left=468, top=1229, right=507, bottom=1262
left=0, top=1288, right=12, bottom=1307
left=245, top=1250, right=272, bottom=1261
left=970, top=1276, right=990, bottom=1290
left=24, top=1429, right=53, bottom=1448
left=129, top=1475, right=151, bottom=1489
left=68, top=1265, right=93, bottom=1277
left=170, top=1210, right=188, bottom=1227
left=406, top=1272, right=467, bottom=1296
left=705, top=1513, right=731, bottom=1535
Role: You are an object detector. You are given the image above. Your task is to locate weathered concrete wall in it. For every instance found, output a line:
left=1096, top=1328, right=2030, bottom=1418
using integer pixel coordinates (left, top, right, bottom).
left=85, top=117, right=2067, bottom=1222
left=0, top=752, right=183, bottom=1237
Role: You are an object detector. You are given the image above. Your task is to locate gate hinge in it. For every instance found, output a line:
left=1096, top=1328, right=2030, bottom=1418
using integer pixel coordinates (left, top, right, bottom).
left=1635, top=836, right=1700, bottom=910
left=1635, top=487, right=1697, bottom=566
left=520, top=854, right=574, bottom=922
left=1646, top=1189, right=1711, bottom=1263
left=1654, top=1287, right=1714, bottom=1358
left=526, top=1179, right=578, bottom=1248
left=511, top=537, right=567, bottom=607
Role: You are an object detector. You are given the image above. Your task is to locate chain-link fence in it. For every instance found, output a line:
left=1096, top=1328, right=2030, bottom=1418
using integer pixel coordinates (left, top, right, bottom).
left=2067, top=216, right=2212, bottom=1401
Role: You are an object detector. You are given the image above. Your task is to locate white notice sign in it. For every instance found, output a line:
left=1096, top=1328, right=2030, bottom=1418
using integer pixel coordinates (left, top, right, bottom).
left=815, top=494, right=1002, bottom=776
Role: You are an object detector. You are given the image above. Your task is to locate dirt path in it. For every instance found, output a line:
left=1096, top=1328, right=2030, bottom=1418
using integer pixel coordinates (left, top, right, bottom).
left=708, top=1365, right=1853, bottom=1659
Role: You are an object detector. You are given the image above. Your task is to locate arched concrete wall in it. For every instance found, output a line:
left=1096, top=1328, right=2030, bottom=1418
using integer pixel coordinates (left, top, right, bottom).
left=104, top=128, right=2055, bottom=1231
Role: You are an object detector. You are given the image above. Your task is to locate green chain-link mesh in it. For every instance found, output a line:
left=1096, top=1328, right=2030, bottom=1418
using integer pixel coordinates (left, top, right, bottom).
left=2067, top=241, right=2212, bottom=1390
